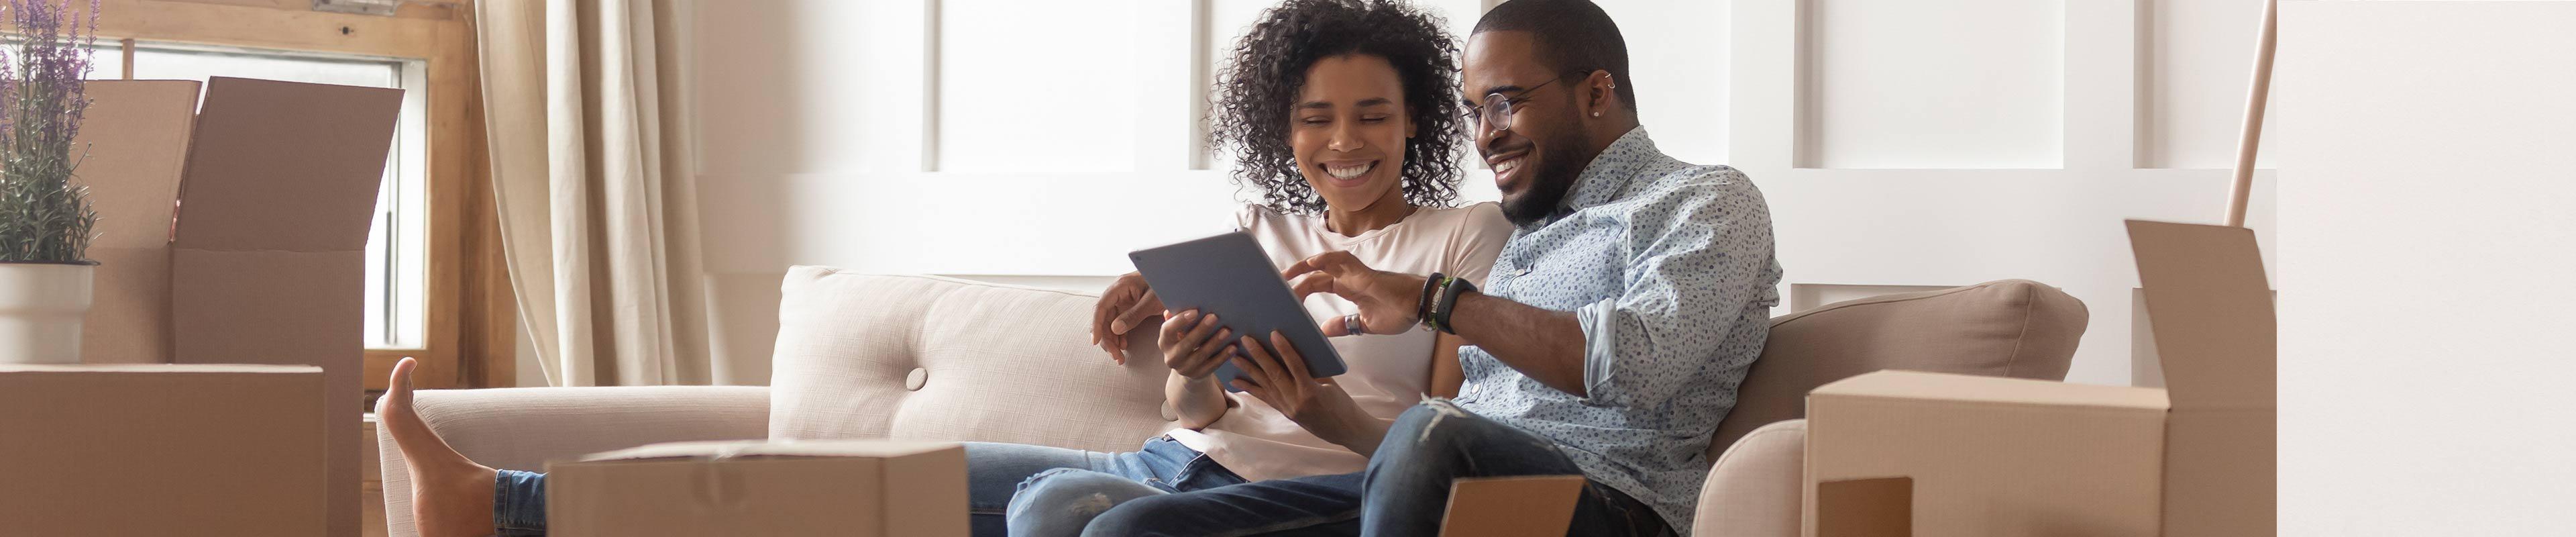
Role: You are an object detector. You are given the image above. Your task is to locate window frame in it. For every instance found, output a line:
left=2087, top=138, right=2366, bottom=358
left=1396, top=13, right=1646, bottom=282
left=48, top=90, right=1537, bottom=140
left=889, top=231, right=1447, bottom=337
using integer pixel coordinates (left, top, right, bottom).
left=98, top=0, right=514, bottom=389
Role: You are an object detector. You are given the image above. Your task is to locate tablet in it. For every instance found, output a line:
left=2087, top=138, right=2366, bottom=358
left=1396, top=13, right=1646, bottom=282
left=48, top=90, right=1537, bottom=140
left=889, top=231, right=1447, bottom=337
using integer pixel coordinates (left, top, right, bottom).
left=1128, top=231, right=1348, bottom=392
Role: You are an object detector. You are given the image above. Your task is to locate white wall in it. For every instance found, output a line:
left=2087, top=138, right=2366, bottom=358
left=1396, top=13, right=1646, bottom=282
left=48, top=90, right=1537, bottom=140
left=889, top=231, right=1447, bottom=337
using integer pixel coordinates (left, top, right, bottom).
left=687, top=0, right=2279, bottom=387
left=2275, top=1, right=2576, bottom=533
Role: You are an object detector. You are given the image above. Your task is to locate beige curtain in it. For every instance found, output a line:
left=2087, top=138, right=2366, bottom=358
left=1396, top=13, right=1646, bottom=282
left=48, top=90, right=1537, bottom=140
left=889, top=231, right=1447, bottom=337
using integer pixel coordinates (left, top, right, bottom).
left=476, top=0, right=714, bottom=386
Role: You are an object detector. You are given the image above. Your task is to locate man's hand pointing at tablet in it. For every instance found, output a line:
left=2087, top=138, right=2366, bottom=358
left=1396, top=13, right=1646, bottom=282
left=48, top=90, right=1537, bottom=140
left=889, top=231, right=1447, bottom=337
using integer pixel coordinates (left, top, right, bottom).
left=1285, top=251, right=1430, bottom=336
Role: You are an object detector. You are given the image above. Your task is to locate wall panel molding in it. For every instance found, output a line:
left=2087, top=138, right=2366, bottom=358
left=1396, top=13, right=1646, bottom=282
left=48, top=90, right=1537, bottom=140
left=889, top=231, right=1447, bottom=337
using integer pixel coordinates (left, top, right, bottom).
left=1733, top=0, right=2273, bottom=386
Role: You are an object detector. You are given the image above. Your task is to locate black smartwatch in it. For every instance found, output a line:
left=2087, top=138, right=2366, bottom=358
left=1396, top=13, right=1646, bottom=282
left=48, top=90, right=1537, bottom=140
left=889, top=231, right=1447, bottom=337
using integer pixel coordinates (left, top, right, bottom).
left=1430, top=275, right=1477, bottom=334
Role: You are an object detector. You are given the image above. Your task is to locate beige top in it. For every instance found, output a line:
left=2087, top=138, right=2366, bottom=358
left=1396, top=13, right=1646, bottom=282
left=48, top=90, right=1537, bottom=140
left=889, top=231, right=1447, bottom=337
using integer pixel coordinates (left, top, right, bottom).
left=1164, top=202, right=1513, bottom=482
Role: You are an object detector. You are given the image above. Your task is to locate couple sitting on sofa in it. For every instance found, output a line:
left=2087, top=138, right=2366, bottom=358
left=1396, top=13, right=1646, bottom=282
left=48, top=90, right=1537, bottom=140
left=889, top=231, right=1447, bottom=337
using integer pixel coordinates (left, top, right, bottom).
left=378, top=0, right=1781, bottom=536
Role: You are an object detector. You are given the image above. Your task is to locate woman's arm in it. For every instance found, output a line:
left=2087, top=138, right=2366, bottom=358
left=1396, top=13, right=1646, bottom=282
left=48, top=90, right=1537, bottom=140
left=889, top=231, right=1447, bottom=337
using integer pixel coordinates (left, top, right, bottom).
left=1166, top=369, right=1232, bottom=430
left=1313, top=313, right=1468, bottom=457
left=1429, top=332, right=1467, bottom=399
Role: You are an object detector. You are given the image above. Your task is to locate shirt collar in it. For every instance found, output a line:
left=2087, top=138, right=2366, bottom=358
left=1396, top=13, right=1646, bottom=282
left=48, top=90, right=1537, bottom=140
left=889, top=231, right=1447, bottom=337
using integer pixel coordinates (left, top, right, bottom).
left=1556, top=126, right=1656, bottom=216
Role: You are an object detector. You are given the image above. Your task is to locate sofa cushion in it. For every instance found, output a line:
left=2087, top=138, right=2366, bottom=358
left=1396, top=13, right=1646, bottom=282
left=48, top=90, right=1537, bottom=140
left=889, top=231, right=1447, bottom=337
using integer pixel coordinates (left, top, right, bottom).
left=1707, top=279, right=2086, bottom=456
left=767, top=268, right=1175, bottom=452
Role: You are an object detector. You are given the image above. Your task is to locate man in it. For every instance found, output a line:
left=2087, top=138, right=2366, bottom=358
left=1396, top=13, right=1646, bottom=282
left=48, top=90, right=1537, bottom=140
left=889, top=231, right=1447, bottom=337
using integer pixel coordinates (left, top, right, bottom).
left=1080, top=0, right=1781, bottom=535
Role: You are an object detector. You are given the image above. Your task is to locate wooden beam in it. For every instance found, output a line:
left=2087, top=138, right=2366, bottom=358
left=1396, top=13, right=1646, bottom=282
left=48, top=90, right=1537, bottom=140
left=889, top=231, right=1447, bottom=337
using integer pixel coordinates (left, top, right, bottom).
left=101, top=0, right=441, bottom=58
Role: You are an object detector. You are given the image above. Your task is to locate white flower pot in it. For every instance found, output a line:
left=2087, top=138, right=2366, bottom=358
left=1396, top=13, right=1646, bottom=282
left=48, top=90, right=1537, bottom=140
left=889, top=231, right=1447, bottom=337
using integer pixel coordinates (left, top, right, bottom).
left=0, top=262, right=94, bottom=364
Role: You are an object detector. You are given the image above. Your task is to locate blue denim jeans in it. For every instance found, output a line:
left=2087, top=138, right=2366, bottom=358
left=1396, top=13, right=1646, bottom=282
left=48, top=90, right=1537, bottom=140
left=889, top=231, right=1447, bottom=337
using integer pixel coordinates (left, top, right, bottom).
left=1081, top=399, right=1674, bottom=537
left=970, top=436, right=1248, bottom=537
left=488, top=436, right=1246, bottom=537
left=494, top=469, right=546, bottom=536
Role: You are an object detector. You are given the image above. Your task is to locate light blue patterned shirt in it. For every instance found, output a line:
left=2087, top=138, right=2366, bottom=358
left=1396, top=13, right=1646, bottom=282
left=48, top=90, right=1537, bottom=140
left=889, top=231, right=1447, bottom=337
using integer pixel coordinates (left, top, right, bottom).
left=1454, top=128, right=1780, bottom=532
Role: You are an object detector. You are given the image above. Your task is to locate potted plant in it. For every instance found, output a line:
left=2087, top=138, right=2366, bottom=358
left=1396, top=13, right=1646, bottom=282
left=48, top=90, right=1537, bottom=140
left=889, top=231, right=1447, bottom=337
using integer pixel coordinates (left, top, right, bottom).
left=0, top=0, right=98, bottom=364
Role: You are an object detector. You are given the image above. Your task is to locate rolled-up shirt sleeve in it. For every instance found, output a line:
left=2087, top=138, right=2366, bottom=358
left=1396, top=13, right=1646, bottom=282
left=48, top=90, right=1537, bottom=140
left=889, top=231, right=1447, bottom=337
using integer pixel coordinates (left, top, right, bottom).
left=1574, top=175, right=1775, bottom=407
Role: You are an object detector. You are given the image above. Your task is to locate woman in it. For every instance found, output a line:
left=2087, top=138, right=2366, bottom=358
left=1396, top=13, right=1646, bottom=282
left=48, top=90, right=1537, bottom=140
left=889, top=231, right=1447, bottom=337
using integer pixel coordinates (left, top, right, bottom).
left=993, top=1, right=1508, bottom=534
left=374, top=1, right=1507, bottom=536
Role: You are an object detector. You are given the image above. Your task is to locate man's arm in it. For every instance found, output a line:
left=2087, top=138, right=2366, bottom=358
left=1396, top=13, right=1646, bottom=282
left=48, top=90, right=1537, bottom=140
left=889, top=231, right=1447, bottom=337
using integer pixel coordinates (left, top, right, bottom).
left=1429, top=175, right=1778, bottom=405
left=1445, top=293, right=1591, bottom=397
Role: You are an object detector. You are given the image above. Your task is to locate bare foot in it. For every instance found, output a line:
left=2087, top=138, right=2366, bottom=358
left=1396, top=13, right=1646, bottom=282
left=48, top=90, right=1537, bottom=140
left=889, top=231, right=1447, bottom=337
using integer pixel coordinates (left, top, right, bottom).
left=376, top=358, right=500, bottom=537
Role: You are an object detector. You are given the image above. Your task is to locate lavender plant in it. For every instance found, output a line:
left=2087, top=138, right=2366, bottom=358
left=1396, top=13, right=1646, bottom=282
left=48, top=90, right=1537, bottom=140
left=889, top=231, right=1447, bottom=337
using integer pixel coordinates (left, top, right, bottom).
left=0, top=0, right=97, bottom=263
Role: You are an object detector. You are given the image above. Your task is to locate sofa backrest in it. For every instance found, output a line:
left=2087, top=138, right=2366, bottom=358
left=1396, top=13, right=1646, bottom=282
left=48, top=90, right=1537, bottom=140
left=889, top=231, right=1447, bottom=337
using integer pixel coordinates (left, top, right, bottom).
left=763, top=268, right=2087, bottom=464
left=767, top=268, right=1177, bottom=452
left=1708, top=279, right=2088, bottom=456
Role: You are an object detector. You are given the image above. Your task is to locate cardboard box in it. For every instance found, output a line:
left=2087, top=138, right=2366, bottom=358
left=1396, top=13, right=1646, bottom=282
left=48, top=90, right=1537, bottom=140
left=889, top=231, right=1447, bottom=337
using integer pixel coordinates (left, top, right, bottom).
left=1438, top=475, right=1586, bottom=537
left=548, top=440, right=971, bottom=536
left=0, top=364, right=327, bottom=536
left=1815, top=477, right=1911, bottom=537
left=71, top=77, right=402, bottom=537
left=1803, top=220, right=2276, bottom=537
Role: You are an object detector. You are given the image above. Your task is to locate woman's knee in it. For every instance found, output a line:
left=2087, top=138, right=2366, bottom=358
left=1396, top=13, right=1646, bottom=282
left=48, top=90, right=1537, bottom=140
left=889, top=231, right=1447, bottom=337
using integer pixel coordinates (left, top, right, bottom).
left=1007, top=469, right=1162, bottom=537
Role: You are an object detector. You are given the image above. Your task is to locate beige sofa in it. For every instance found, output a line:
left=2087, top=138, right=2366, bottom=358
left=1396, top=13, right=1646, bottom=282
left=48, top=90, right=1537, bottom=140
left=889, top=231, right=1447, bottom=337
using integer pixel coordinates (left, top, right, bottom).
left=380, top=267, right=2084, bottom=536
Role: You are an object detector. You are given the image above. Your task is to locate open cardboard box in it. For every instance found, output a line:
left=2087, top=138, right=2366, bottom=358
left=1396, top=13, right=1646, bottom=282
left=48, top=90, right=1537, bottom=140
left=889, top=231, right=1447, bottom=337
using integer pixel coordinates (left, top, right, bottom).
left=549, top=440, right=973, bottom=537
left=72, top=77, right=403, bottom=537
left=1801, top=220, right=2277, bottom=537
left=549, top=440, right=1592, bottom=537
left=0, top=364, right=327, bottom=536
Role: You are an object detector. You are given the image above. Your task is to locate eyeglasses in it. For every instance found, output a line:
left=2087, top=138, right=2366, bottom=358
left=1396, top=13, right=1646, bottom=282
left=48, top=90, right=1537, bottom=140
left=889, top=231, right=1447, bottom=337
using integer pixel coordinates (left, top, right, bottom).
left=1466, top=75, right=1567, bottom=133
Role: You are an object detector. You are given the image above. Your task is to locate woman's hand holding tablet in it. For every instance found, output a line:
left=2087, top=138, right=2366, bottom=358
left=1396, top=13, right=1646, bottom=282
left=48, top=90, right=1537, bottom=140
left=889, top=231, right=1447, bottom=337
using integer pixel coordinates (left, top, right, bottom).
left=1158, top=309, right=1235, bottom=380
left=1128, top=232, right=1351, bottom=393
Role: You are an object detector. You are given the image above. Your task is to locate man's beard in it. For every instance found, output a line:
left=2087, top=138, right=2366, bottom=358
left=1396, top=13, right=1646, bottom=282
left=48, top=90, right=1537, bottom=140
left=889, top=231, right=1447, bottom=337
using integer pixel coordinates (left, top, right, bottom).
left=1497, top=128, right=1595, bottom=226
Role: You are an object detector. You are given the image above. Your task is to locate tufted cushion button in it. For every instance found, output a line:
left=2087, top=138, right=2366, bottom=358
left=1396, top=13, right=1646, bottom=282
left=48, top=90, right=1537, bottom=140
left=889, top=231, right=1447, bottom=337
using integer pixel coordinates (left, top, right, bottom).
left=905, top=368, right=928, bottom=391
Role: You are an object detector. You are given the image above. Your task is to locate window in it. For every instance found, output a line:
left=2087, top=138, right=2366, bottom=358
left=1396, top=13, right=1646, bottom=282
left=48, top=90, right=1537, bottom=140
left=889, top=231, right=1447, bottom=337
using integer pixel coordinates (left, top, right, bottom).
left=93, top=42, right=432, bottom=352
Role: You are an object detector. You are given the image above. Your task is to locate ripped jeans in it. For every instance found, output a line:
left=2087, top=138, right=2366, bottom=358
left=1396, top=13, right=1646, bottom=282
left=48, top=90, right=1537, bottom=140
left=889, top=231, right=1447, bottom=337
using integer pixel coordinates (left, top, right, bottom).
left=490, top=436, right=1244, bottom=537
left=967, top=436, right=1248, bottom=537
left=1077, top=399, right=1673, bottom=537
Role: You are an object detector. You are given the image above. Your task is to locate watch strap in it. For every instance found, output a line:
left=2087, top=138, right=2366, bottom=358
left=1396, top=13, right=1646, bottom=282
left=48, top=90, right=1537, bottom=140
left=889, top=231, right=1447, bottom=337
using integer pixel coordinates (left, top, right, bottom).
left=1432, top=276, right=1476, bottom=334
left=1417, top=272, right=1446, bottom=330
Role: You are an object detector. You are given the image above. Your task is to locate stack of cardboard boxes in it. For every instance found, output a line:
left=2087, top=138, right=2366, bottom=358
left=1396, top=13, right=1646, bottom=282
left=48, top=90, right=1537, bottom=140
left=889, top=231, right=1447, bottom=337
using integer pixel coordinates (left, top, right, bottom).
left=0, top=77, right=399, bottom=536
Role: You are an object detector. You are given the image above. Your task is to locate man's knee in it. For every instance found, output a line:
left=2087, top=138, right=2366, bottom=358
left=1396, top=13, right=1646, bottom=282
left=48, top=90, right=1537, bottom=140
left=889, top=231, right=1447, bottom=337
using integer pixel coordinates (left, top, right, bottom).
left=1077, top=493, right=1195, bottom=537
left=1387, top=398, right=1482, bottom=452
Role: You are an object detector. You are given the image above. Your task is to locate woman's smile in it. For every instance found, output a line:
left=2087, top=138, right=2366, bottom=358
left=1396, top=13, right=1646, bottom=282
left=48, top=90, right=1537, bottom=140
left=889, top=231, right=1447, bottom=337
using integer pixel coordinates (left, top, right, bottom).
left=1319, top=158, right=1381, bottom=189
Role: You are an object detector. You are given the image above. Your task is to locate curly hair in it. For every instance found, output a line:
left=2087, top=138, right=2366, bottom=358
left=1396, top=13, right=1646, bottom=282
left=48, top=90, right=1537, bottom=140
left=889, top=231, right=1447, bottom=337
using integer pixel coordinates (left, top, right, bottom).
left=1211, top=0, right=1468, bottom=215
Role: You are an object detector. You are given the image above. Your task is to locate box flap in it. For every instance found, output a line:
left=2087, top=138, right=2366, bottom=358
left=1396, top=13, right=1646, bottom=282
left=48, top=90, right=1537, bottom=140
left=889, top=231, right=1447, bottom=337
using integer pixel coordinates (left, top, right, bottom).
left=1816, top=477, right=1911, bottom=537
left=580, top=440, right=963, bottom=462
left=74, top=80, right=199, bottom=250
left=73, top=81, right=200, bottom=364
left=1438, top=475, right=1585, bottom=537
left=171, top=77, right=400, bottom=252
left=1810, top=370, right=2169, bottom=411
left=0, top=364, right=320, bottom=374
left=2125, top=220, right=2276, bottom=411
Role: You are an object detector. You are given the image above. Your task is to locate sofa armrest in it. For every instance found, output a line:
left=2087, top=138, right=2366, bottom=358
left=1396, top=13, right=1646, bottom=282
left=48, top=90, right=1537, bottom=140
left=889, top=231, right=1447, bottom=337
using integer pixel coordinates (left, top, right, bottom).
left=378, top=386, right=770, bottom=537
left=1695, top=419, right=1805, bottom=537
